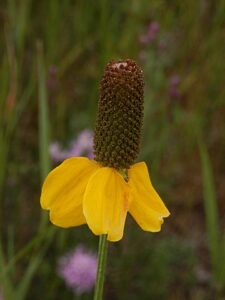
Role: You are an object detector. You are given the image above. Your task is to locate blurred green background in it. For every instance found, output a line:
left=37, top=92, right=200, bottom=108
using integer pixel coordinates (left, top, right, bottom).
left=0, top=0, right=225, bottom=299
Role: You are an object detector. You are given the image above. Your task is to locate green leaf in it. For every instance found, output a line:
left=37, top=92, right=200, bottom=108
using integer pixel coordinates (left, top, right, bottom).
left=0, top=238, right=15, bottom=299
left=198, top=139, right=220, bottom=280
left=15, top=227, right=55, bottom=300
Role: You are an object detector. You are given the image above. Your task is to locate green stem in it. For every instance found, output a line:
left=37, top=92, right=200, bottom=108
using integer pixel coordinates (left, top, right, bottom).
left=94, top=234, right=108, bottom=300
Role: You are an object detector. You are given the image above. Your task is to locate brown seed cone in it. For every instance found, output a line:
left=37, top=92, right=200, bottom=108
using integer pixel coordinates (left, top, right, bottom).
left=94, top=59, right=144, bottom=169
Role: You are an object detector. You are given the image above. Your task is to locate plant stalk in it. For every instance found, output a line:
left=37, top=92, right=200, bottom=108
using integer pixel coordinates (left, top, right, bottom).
left=94, top=234, right=108, bottom=300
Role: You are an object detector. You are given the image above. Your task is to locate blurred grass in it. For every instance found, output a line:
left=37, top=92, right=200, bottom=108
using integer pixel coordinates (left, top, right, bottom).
left=199, top=137, right=225, bottom=292
left=0, top=0, right=225, bottom=299
left=37, top=41, right=51, bottom=182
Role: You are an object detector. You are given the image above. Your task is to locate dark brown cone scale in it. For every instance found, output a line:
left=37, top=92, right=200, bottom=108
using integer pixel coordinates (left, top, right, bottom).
left=94, top=59, right=144, bottom=169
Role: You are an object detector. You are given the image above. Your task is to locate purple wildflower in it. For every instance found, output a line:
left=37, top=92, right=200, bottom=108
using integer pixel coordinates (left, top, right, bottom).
left=138, top=50, right=147, bottom=61
left=57, top=246, right=97, bottom=295
left=168, top=75, right=181, bottom=100
left=139, top=21, right=160, bottom=45
left=69, top=129, right=94, bottom=159
left=49, top=129, right=94, bottom=162
left=158, top=39, right=167, bottom=51
left=46, top=65, right=58, bottom=91
left=49, top=142, right=67, bottom=162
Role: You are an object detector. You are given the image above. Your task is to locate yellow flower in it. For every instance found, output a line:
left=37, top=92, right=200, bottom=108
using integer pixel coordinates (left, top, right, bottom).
left=41, top=59, right=170, bottom=242
left=40, top=157, right=169, bottom=242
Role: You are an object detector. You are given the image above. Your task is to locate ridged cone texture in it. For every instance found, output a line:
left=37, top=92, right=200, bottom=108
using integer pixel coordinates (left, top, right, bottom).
left=94, top=59, right=144, bottom=169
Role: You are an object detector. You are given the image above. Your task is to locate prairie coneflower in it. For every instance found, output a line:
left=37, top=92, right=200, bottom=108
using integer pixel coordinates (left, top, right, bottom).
left=40, top=59, right=170, bottom=242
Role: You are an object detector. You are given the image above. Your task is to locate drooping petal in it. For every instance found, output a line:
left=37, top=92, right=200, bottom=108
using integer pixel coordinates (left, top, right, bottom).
left=128, top=162, right=170, bottom=232
left=83, top=168, right=130, bottom=242
left=50, top=205, right=85, bottom=228
left=40, top=157, right=99, bottom=227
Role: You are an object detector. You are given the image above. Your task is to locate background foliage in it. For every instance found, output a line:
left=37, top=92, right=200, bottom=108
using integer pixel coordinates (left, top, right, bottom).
left=0, top=0, right=225, bottom=299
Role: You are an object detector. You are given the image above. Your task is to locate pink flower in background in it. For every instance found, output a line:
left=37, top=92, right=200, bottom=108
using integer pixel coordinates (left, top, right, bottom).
left=47, top=65, right=58, bottom=91
left=49, top=129, right=94, bottom=162
left=138, top=50, right=147, bottom=61
left=158, top=39, right=167, bottom=51
left=57, top=246, right=97, bottom=295
left=49, top=142, right=68, bottom=162
left=168, top=75, right=181, bottom=100
left=139, top=21, right=160, bottom=45
left=69, top=129, right=94, bottom=158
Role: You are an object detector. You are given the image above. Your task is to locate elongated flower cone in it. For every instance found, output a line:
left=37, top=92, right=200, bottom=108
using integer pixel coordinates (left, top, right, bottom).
left=94, top=60, right=144, bottom=169
left=40, top=59, right=170, bottom=242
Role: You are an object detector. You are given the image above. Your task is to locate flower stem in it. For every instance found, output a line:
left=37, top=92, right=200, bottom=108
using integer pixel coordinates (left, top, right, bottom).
left=94, top=234, right=108, bottom=300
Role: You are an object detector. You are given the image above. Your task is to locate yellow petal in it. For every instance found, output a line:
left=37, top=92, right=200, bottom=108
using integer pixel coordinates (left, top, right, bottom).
left=40, top=157, right=99, bottom=227
left=128, top=162, right=170, bottom=232
left=83, top=168, right=130, bottom=242
left=50, top=204, right=85, bottom=228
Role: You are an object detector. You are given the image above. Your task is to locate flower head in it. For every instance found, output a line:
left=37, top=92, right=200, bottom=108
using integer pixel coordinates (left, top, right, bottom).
left=70, top=129, right=94, bottom=159
left=40, top=59, right=170, bottom=242
left=49, top=142, right=67, bottom=162
left=57, top=246, right=97, bottom=295
left=139, top=21, right=160, bottom=45
left=168, top=74, right=181, bottom=100
left=47, top=65, right=58, bottom=92
left=94, top=60, right=144, bottom=169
